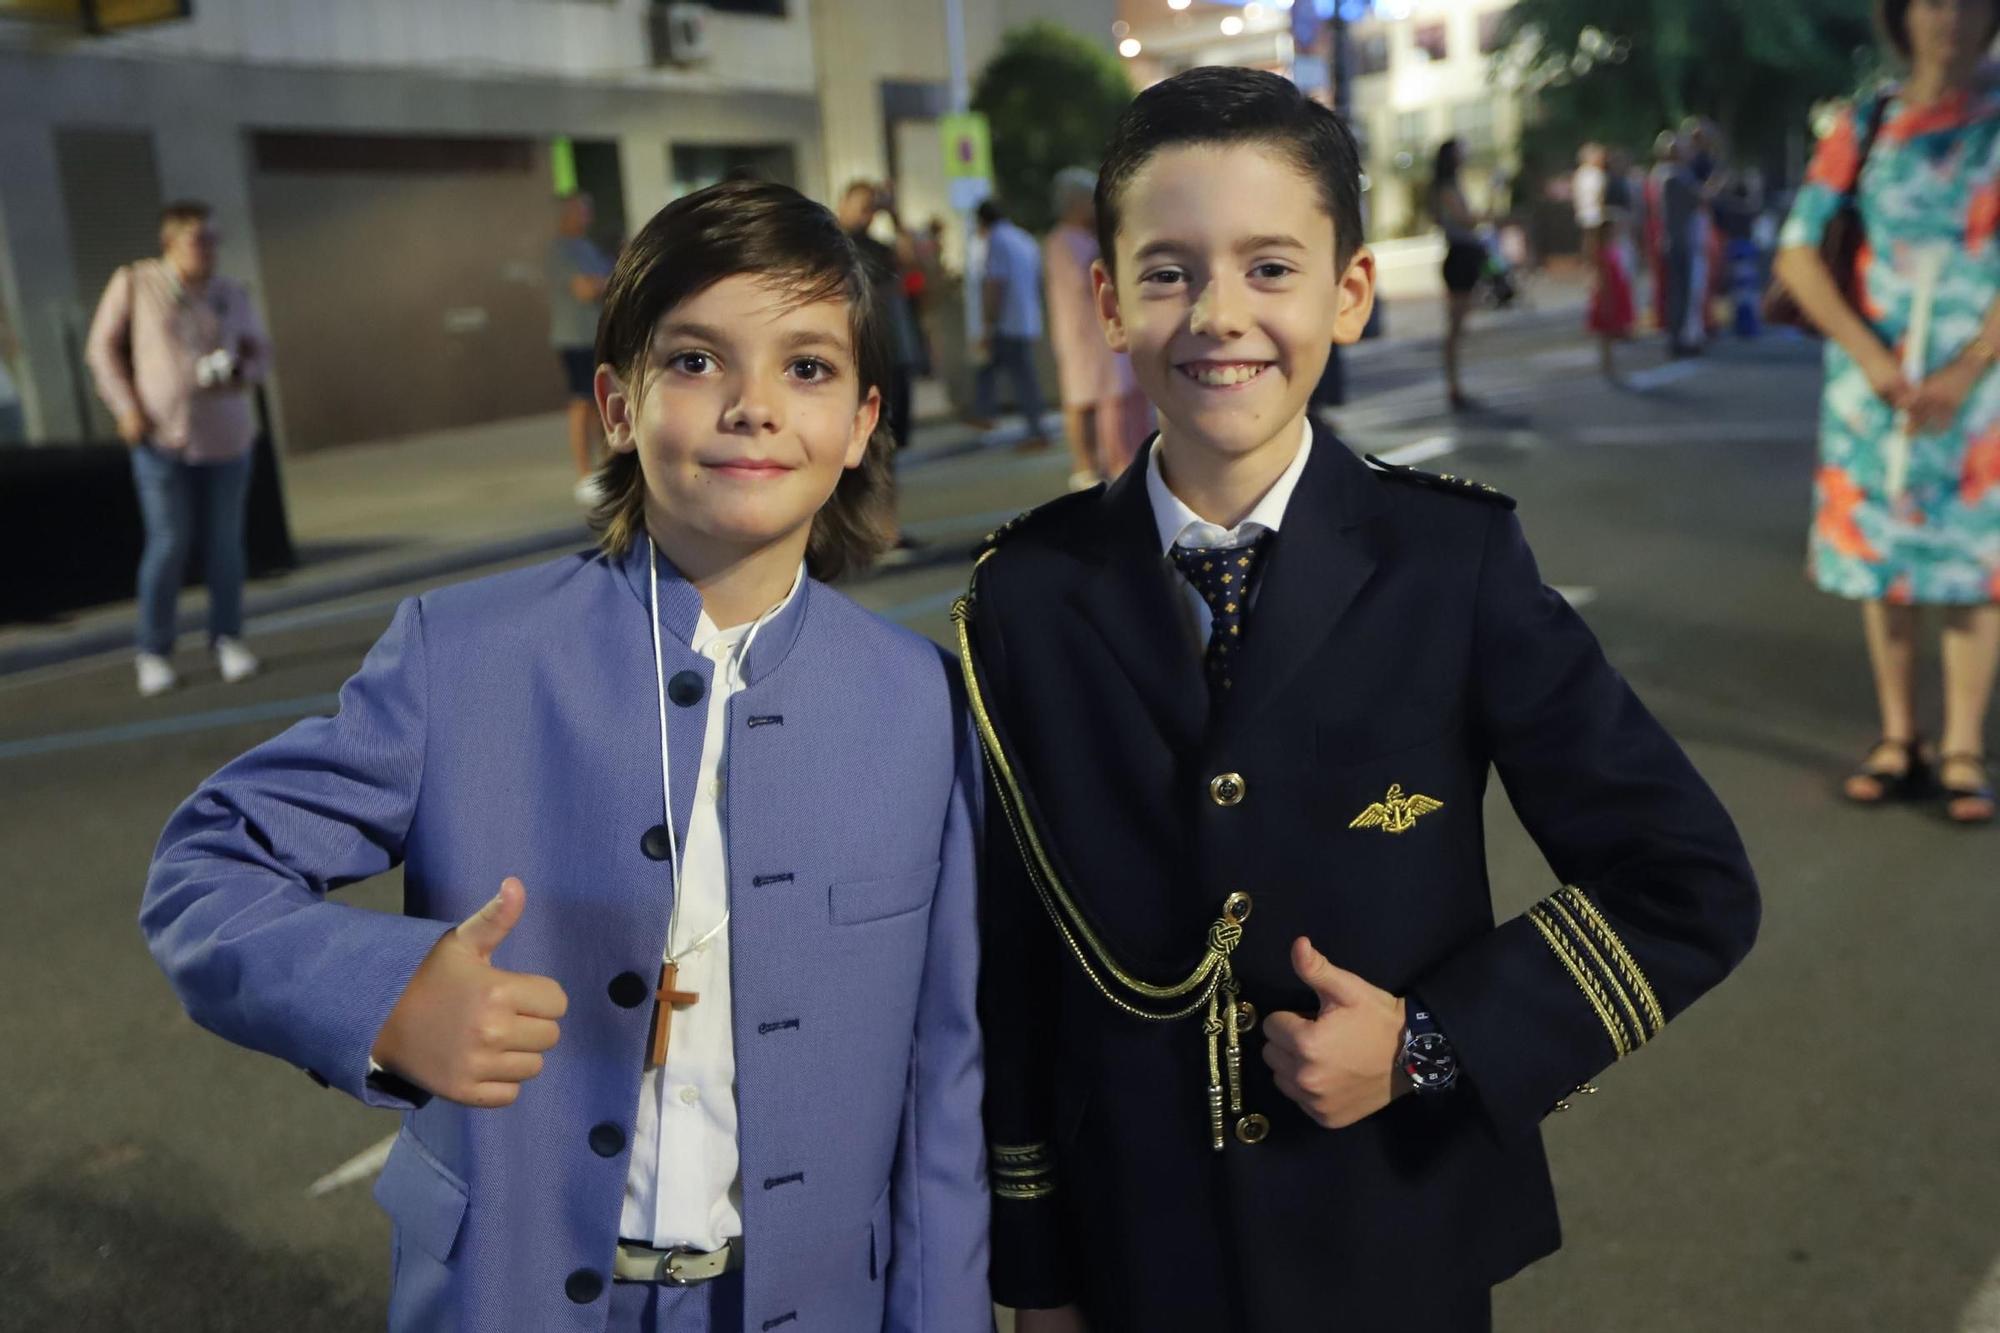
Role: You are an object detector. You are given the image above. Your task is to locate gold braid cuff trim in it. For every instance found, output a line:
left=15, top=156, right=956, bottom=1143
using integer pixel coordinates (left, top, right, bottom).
left=989, top=1143, right=1056, bottom=1190
left=994, top=1180, right=1058, bottom=1201
left=989, top=1142, right=1052, bottom=1166
left=1526, top=903, right=1636, bottom=1059
left=1555, top=885, right=1665, bottom=1036
left=1542, top=894, right=1649, bottom=1050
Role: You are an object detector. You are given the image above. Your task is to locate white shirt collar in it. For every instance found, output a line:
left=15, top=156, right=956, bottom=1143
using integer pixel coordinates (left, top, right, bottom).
left=691, top=562, right=805, bottom=664
left=1146, top=418, right=1314, bottom=553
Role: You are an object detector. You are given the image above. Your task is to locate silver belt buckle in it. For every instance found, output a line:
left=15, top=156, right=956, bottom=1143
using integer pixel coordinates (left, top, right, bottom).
left=662, top=1244, right=719, bottom=1286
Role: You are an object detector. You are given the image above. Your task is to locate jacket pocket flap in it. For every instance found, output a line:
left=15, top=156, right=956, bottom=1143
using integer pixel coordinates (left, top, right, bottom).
left=372, top=1127, right=468, bottom=1263
left=829, top=863, right=940, bottom=926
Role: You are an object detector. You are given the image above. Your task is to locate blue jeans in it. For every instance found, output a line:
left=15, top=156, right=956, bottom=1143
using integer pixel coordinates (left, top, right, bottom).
left=130, top=444, right=253, bottom=656
left=974, top=334, right=1046, bottom=434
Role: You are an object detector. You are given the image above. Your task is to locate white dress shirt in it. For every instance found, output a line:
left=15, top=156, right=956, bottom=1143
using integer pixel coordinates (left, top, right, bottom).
left=621, top=568, right=802, bottom=1250
left=1146, top=418, right=1314, bottom=646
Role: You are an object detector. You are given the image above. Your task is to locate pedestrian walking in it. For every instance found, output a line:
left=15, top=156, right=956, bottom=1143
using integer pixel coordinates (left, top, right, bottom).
left=1043, top=167, right=1151, bottom=490
left=835, top=180, right=923, bottom=453
left=85, top=200, right=268, bottom=697
left=971, top=198, right=1051, bottom=450
left=1432, top=138, right=1485, bottom=411
left=1581, top=144, right=1637, bottom=382
left=1773, top=0, right=2000, bottom=824
left=140, top=180, right=990, bottom=1331
left=967, top=67, right=1759, bottom=1333
left=1572, top=141, right=1607, bottom=236
left=1643, top=130, right=1679, bottom=332
left=549, top=192, right=614, bottom=504
left=1659, top=133, right=1710, bottom=356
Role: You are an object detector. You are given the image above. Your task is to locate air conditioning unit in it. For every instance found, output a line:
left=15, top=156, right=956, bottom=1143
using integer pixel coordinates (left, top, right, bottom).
left=649, top=2, right=711, bottom=67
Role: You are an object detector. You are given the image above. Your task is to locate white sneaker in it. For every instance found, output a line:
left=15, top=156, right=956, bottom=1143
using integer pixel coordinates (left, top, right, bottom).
left=136, top=653, right=178, bottom=698
left=215, top=636, right=260, bottom=684
left=573, top=475, right=602, bottom=506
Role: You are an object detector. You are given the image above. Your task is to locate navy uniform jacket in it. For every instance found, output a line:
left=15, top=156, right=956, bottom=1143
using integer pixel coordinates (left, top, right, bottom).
left=963, top=437, right=1759, bottom=1331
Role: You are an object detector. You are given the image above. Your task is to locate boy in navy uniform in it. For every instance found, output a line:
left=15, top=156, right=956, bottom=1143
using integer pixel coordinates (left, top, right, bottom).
left=955, top=68, right=1759, bottom=1332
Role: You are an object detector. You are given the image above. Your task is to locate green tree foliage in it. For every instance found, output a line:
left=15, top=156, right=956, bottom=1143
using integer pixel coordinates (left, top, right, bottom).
left=1498, top=0, right=1881, bottom=175
left=972, top=22, right=1133, bottom=233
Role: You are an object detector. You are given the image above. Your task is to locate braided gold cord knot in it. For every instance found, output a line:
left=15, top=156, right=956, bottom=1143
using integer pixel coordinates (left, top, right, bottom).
left=1207, top=920, right=1244, bottom=955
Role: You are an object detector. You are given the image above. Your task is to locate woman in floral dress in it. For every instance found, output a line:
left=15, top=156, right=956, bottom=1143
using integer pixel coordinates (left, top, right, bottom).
left=1775, top=0, right=2000, bottom=823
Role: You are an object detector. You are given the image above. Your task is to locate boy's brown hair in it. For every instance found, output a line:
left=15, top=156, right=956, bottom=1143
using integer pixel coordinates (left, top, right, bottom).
left=588, top=179, right=895, bottom=581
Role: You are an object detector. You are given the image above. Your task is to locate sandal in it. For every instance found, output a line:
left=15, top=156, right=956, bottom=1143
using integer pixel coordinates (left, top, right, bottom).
left=1938, top=752, right=1995, bottom=826
left=1841, top=737, right=1930, bottom=805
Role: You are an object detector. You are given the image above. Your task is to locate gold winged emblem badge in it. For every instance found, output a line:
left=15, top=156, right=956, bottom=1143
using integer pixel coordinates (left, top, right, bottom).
left=1348, top=783, right=1443, bottom=834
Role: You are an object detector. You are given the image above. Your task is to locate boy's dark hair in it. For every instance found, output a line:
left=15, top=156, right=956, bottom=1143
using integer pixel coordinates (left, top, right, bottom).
left=1094, top=66, right=1364, bottom=273
left=976, top=198, right=1006, bottom=227
left=589, top=178, right=894, bottom=581
left=158, top=200, right=212, bottom=234
left=1875, top=0, right=2000, bottom=60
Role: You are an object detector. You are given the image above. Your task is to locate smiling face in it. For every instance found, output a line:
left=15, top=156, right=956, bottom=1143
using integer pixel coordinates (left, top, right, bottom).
left=1093, top=143, right=1373, bottom=469
left=596, top=273, right=880, bottom=569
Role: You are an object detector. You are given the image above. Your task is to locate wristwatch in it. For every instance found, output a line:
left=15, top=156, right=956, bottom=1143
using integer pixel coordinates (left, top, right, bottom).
left=1401, top=1006, right=1458, bottom=1094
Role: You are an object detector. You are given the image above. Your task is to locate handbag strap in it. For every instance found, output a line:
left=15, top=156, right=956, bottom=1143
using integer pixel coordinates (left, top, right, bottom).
left=1846, top=87, right=1892, bottom=203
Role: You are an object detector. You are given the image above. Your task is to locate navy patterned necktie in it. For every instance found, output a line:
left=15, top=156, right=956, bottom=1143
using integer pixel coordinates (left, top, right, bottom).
left=1169, top=534, right=1272, bottom=692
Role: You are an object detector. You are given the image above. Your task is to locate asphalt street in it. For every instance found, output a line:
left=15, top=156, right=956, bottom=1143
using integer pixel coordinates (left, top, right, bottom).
left=3, top=310, right=1996, bottom=1332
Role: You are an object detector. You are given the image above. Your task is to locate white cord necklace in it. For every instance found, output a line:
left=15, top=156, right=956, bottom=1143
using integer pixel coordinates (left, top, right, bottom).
left=648, top=537, right=776, bottom=965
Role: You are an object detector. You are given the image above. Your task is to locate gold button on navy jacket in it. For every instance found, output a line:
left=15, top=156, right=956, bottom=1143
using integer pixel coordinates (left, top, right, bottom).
left=961, top=437, right=1759, bottom=1332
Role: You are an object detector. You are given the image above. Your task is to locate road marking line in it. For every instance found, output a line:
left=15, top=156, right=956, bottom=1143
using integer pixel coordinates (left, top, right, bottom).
left=1375, top=435, right=1458, bottom=466
left=1573, top=422, right=1800, bottom=447
left=1624, top=360, right=1704, bottom=391
left=0, top=693, right=340, bottom=763
left=1532, top=345, right=1601, bottom=370
left=252, top=597, right=403, bottom=636
left=306, top=1132, right=398, bottom=1198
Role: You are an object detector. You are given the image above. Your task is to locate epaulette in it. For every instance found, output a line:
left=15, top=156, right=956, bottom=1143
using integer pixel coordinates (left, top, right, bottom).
left=975, top=484, right=1105, bottom=558
left=1363, top=455, right=1516, bottom=509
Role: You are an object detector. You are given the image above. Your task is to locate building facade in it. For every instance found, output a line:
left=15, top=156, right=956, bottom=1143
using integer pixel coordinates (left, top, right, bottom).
left=1112, top=0, right=1527, bottom=243
left=0, top=0, right=1114, bottom=451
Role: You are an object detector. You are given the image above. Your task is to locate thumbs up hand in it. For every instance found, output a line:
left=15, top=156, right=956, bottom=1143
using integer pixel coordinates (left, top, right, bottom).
left=370, top=877, right=570, bottom=1108
left=1259, top=936, right=1407, bottom=1130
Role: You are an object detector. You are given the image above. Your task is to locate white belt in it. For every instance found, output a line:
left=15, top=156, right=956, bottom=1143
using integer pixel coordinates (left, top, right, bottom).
left=612, top=1237, right=744, bottom=1286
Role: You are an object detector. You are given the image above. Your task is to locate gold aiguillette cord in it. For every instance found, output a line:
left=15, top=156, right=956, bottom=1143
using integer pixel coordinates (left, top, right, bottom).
left=953, top=561, right=1266, bottom=1151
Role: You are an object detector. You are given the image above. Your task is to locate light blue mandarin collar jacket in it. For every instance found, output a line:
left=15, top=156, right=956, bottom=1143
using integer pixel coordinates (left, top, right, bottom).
left=142, top=542, right=991, bottom=1333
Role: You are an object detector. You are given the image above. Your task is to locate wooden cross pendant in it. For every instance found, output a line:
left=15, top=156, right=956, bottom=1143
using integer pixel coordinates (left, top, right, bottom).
left=646, top=961, right=701, bottom=1069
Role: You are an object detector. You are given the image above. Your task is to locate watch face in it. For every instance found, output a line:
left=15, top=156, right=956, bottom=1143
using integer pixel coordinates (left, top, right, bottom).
left=1405, top=1031, right=1457, bottom=1090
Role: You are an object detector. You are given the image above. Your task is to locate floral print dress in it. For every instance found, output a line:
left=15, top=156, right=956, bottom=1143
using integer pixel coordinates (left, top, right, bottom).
left=1782, top=82, right=2000, bottom=605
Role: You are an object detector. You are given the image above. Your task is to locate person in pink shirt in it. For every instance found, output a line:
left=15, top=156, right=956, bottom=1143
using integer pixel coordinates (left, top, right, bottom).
left=86, top=200, right=271, bottom=697
left=1044, top=167, right=1153, bottom=490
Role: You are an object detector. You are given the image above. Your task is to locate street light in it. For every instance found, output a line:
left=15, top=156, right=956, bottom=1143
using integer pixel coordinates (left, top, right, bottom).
left=1220, top=15, right=1244, bottom=35
left=1119, top=36, right=1143, bottom=57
